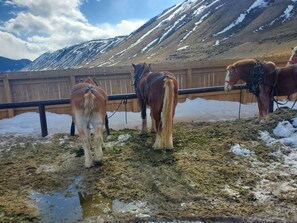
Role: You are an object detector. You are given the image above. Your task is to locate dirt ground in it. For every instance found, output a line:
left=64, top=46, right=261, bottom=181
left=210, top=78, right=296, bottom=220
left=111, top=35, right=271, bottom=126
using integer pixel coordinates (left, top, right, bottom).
left=0, top=108, right=297, bottom=223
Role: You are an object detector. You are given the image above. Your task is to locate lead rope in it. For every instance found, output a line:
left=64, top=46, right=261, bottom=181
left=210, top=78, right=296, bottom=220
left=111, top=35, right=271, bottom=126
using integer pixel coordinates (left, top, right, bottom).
left=108, top=99, right=129, bottom=124
left=124, top=99, right=128, bottom=124
left=108, top=100, right=124, bottom=119
left=238, top=89, right=242, bottom=119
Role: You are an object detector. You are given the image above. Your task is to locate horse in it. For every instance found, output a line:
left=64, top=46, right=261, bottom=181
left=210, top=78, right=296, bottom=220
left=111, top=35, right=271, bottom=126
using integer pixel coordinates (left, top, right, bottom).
left=286, top=46, right=297, bottom=66
left=224, top=59, right=297, bottom=122
left=70, top=77, right=109, bottom=168
left=132, top=62, right=178, bottom=149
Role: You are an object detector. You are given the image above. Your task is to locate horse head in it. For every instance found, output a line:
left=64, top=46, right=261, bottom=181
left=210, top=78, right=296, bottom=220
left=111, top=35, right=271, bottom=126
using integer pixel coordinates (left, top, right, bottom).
left=225, top=59, right=267, bottom=91
left=263, top=61, right=277, bottom=73
left=224, top=64, right=239, bottom=91
left=132, top=62, right=152, bottom=89
left=287, top=46, right=297, bottom=66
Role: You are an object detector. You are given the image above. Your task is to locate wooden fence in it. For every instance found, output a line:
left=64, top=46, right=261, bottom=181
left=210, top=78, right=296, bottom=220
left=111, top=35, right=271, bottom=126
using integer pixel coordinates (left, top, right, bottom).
left=0, top=56, right=289, bottom=119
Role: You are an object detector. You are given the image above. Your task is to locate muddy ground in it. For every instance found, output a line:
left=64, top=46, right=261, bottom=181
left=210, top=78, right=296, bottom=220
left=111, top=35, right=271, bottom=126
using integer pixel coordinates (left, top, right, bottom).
left=0, top=108, right=297, bottom=223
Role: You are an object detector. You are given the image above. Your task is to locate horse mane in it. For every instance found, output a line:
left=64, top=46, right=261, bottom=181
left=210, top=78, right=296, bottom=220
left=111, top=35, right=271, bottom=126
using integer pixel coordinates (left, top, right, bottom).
left=233, top=59, right=257, bottom=67
left=140, top=62, right=152, bottom=73
left=263, top=60, right=276, bottom=67
left=226, top=59, right=257, bottom=70
left=84, top=77, right=98, bottom=86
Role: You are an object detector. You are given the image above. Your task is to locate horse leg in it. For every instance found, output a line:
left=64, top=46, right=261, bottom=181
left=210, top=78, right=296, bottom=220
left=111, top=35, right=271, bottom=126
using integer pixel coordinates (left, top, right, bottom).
left=256, top=97, right=264, bottom=123
left=152, top=110, right=163, bottom=149
left=257, top=86, right=271, bottom=123
left=150, top=112, right=156, bottom=133
left=91, top=112, right=104, bottom=165
left=75, top=113, right=93, bottom=168
left=140, top=101, right=148, bottom=134
left=105, top=114, right=110, bottom=136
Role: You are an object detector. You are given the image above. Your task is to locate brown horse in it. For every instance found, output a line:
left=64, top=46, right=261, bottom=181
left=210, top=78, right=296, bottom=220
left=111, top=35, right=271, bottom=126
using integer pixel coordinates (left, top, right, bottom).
left=71, top=77, right=108, bottom=168
left=287, top=46, right=297, bottom=66
left=225, top=59, right=297, bottom=122
left=132, top=62, right=178, bottom=149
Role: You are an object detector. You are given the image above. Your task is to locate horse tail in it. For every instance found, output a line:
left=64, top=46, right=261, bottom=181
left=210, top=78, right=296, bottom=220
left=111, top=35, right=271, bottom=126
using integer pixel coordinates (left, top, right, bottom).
left=161, top=77, right=176, bottom=148
left=83, top=91, right=96, bottom=116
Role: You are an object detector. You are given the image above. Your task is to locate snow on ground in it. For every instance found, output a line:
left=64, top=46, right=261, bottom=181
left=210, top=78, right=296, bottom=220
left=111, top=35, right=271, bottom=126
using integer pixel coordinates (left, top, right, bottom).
left=230, top=144, right=255, bottom=156
left=0, top=97, right=254, bottom=137
left=0, top=97, right=295, bottom=137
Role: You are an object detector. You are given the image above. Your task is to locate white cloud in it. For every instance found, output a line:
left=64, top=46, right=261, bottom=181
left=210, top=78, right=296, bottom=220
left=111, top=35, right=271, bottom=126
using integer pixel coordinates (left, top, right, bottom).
left=0, top=0, right=146, bottom=60
left=98, top=19, right=146, bottom=37
left=0, top=31, right=42, bottom=60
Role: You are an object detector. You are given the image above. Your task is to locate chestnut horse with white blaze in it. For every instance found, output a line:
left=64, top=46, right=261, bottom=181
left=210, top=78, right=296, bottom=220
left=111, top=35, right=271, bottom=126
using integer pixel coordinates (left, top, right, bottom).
left=287, top=46, right=297, bottom=66
left=132, top=62, right=178, bottom=149
left=225, top=59, right=297, bottom=122
left=71, top=77, right=108, bottom=168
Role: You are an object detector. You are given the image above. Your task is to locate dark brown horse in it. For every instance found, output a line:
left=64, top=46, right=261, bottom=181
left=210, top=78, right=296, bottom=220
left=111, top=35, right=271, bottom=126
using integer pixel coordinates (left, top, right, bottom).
left=225, top=59, right=297, bottom=122
left=71, top=77, right=109, bottom=168
left=287, top=46, right=297, bottom=66
left=132, top=62, right=178, bottom=149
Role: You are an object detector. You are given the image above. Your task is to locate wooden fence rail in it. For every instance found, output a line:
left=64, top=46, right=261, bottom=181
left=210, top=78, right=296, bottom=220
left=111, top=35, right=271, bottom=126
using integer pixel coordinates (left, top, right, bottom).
left=0, top=56, right=288, bottom=119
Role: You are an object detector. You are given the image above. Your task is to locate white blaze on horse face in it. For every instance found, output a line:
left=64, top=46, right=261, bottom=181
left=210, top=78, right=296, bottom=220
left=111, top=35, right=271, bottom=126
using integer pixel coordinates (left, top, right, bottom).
left=224, top=70, right=232, bottom=91
left=287, top=46, right=297, bottom=66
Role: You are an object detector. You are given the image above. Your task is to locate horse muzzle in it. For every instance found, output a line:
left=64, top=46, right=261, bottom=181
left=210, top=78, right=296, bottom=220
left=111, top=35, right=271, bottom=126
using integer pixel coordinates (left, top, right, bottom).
left=224, top=81, right=232, bottom=91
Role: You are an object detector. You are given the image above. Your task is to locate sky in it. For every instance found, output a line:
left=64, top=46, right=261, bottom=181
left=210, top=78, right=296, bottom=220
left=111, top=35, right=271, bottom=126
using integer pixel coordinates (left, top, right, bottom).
left=0, top=0, right=182, bottom=61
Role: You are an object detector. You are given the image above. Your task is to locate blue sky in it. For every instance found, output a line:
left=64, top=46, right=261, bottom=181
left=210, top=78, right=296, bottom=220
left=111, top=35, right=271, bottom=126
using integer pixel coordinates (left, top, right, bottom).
left=0, top=0, right=182, bottom=60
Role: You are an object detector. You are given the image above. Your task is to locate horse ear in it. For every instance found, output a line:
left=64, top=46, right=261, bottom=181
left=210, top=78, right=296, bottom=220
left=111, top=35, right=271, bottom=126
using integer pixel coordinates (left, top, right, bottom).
left=226, top=65, right=233, bottom=70
left=132, top=63, right=136, bottom=69
left=148, top=63, right=152, bottom=69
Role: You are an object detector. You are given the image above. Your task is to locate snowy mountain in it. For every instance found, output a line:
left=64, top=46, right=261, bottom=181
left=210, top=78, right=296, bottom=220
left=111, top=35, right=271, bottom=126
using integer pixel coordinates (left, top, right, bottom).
left=24, top=0, right=297, bottom=71
left=24, top=36, right=126, bottom=71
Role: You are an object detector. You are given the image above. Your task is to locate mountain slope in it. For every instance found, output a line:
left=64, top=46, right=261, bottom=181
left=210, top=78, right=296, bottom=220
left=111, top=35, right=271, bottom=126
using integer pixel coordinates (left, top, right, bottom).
left=0, top=57, right=31, bottom=72
left=23, top=36, right=125, bottom=71
left=24, top=0, right=297, bottom=71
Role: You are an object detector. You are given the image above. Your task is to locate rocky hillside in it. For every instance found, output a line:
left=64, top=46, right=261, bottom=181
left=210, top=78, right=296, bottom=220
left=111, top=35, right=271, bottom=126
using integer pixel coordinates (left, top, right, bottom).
left=24, top=0, right=297, bottom=71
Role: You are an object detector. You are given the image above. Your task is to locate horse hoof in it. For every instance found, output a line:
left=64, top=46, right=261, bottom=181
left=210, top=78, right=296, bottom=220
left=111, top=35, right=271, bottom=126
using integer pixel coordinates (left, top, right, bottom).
left=140, top=131, right=148, bottom=135
left=153, top=144, right=163, bottom=150
left=259, top=119, right=268, bottom=124
left=93, top=160, right=103, bottom=167
left=165, top=146, right=174, bottom=151
left=85, top=163, right=92, bottom=168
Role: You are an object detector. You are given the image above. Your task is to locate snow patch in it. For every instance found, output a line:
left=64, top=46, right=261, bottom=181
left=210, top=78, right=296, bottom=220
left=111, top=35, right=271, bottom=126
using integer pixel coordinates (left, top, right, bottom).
left=230, top=144, right=254, bottom=156
left=215, top=0, right=270, bottom=36
left=177, top=45, right=189, bottom=51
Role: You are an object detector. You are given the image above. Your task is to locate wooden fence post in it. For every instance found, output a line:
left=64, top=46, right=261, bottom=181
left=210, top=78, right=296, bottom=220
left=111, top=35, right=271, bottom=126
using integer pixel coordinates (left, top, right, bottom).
left=3, top=78, right=14, bottom=117
left=70, top=75, right=76, bottom=86
left=39, top=104, right=48, bottom=137
left=187, top=68, right=192, bottom=99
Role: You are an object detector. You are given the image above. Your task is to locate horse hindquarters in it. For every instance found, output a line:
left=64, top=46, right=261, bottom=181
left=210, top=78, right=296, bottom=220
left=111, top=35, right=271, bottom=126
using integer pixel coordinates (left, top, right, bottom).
left=74, top=91, right=101, bottom=168
left=153, top=78, right=176, bottom=149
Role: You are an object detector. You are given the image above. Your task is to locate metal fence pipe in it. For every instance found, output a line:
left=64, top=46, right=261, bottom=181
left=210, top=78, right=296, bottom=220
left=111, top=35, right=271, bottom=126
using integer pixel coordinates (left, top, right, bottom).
left=0, top=84, right=250, bottom=137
